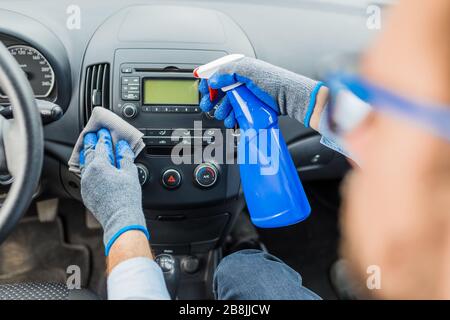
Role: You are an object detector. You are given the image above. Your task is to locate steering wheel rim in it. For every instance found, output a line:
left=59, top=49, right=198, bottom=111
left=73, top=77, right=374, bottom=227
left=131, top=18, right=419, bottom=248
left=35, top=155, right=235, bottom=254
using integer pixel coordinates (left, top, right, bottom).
left=0, top=41, right=43, bottom=244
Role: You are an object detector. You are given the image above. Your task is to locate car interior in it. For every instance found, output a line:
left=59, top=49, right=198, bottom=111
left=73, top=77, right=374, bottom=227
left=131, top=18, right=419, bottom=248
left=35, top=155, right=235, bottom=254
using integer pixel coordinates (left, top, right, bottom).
left=0, top=0, right=384, bottom=300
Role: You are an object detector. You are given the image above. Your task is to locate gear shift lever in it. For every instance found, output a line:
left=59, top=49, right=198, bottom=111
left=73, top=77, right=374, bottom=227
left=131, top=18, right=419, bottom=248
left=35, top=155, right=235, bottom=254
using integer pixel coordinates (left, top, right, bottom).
left=155, top=254, right=179, bottom=299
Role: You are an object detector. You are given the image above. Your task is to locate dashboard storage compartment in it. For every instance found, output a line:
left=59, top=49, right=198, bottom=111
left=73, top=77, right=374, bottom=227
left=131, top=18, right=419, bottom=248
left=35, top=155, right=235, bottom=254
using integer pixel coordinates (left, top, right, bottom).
left=147, top=213, right=230, bottom=249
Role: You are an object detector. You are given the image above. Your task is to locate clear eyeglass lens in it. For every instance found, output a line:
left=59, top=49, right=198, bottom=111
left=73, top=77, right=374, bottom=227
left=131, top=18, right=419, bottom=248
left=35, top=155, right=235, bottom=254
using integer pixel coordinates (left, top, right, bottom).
left=331, top=89, right=372, bottom=136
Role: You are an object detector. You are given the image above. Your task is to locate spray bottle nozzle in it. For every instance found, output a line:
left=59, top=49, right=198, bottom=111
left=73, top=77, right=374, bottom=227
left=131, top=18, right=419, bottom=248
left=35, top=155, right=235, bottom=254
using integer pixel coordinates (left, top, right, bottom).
left=193, top=54, right=246, bottom=102
left=193, top=54, right=245, bottom=79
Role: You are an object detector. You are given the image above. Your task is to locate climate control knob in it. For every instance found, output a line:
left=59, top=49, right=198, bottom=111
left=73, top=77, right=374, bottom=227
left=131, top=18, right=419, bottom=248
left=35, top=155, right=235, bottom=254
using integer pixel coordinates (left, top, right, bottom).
left=136, top=163, right=149, bottom=186
left=122, top=103, right=138, bottom=119
left=194, top=163, right=218, bottom=188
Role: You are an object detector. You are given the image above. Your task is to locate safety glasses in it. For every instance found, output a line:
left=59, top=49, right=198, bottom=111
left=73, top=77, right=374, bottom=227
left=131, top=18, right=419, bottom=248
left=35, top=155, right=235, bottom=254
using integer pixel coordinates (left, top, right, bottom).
left=326, top=73, right=450, bottom=142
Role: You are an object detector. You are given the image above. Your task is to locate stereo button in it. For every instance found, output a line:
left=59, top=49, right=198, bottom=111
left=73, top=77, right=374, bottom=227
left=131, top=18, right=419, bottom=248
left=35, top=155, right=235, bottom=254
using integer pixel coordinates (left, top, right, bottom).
left=122, top=92, right=140, bottom=101
left=145, top=129, right=172, bottom=137
left=122, top=85, right=140, bottom=92
left=121, top=77, right=139, bottom=84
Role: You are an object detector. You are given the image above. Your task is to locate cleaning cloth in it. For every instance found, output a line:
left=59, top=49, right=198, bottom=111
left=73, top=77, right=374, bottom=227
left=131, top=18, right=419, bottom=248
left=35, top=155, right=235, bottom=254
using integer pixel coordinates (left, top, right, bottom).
left=68, top=107, right=145, bottom=175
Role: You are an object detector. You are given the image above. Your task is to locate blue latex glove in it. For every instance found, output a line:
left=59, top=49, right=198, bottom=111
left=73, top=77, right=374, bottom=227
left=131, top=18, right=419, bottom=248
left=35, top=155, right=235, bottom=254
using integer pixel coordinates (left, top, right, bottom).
left=79, top=128, right=149, bottom=256
left=199, top=57, right=323, bottom=128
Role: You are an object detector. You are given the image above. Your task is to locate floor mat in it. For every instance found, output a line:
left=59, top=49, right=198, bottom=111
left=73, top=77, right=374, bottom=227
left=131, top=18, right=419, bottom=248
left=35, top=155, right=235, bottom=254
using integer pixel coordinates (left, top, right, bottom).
left=58, top=199, right=107, bottom=297
left=256, top=180, right=342, bottom=300
left=0, top=217, right=90, bottom=287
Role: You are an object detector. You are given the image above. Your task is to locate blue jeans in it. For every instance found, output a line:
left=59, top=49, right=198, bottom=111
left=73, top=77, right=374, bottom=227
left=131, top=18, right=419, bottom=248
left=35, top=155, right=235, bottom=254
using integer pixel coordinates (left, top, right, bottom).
left=213, top=249, right=321, bottom=300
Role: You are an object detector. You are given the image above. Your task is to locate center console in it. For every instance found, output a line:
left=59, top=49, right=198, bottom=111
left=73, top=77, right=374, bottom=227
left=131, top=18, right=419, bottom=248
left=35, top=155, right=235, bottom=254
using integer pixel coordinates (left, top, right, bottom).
left=112, top=49, right=237, bottom=209
left=111, top=49, right=244, bottom=257
left=77, top=4, right=255, bottom=299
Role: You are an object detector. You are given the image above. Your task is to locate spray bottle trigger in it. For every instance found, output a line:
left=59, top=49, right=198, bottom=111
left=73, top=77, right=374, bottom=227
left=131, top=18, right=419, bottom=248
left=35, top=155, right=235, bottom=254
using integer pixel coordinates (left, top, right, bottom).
left=208, top=87, right=219, bottom=102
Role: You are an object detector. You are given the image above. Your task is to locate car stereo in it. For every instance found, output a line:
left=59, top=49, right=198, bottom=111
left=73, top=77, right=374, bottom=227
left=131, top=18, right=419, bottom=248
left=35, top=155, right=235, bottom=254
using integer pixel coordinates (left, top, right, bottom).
left=113, top=63, right=223, bottom=151
left=118, top=64, right=202, bottom=119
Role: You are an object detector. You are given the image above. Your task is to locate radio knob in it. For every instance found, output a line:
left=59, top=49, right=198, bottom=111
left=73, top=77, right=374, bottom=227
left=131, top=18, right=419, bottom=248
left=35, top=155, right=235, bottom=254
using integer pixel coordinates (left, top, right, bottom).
left=205, top=106, right=217, bottom=119
left=122, top=103, right=138, bottom=119
left=194, top=163, right=218, bottom=188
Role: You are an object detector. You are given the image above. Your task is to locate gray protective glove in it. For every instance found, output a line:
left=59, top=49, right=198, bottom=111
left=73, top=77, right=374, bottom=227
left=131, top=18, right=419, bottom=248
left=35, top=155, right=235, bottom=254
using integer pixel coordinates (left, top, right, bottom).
left=199, top=57, right=324, bottom=128
left=80, top=128, right=148, bottom=256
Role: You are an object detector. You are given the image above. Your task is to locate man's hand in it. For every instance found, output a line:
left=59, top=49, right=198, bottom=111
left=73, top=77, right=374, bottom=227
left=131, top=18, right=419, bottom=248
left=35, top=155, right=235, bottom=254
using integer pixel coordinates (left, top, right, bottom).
left=199, top=57, right=327, bottom=130
left=80, top=128, right=149, bottom=256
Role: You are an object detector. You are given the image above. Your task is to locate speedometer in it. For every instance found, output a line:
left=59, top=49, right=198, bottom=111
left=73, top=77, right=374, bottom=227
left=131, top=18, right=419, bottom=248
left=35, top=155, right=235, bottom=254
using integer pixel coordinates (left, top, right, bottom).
left=0, top=45, right=55, bottom=98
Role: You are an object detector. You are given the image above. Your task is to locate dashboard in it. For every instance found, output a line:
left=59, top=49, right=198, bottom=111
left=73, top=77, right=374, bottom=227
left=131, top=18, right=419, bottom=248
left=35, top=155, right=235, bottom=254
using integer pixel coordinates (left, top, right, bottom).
left=0, top=0, right=377, bottom=255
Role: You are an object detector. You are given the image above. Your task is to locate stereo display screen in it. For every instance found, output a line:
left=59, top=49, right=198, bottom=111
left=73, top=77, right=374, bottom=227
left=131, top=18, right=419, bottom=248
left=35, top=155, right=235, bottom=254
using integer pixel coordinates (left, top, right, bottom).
left=143, top=79, right=199, bottom=105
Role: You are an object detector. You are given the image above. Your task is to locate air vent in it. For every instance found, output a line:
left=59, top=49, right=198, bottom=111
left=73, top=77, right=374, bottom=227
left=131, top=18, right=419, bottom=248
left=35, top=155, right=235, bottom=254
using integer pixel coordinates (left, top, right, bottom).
left=83, top=63, right=110, bottom=124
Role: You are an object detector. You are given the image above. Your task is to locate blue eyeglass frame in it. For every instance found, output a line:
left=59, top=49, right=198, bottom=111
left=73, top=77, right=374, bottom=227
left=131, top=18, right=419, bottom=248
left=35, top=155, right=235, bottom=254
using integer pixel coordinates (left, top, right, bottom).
left=326, top=73, right=450, bottom=142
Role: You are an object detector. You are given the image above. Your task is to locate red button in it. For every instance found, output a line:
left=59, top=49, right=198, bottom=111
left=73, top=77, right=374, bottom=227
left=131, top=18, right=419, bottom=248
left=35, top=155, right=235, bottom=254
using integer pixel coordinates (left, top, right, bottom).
left=162, top=169, right=181, bottom=189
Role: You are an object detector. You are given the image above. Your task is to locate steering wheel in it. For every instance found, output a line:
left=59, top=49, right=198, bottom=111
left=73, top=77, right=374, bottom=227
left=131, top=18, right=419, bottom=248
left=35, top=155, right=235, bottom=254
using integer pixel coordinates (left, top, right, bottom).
left=0, top=41, right=43, bottom=244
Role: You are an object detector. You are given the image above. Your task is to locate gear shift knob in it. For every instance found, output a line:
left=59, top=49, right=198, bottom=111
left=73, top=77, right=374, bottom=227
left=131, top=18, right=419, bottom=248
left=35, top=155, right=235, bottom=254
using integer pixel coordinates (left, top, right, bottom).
left=155, top=254, right=179, bottom=299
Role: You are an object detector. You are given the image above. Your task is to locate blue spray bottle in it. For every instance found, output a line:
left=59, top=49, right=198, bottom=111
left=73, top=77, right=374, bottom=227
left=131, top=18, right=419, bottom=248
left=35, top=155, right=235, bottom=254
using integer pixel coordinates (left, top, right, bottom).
left=194, top=54, right=311, bottom=228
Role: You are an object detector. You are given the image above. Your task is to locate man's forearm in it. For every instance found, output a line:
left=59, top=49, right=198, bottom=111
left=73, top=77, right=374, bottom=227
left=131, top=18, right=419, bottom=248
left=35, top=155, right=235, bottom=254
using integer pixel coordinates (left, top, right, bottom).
left=106, top=230, right=171, bottom=300
left=107, top=230, right=154, bottom=274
